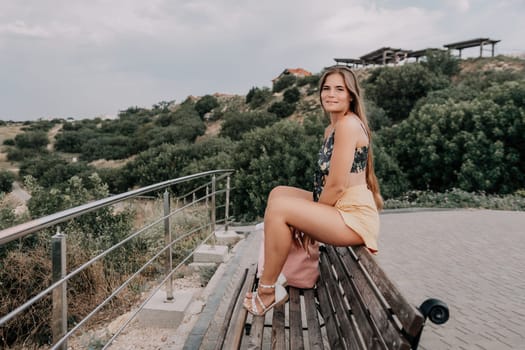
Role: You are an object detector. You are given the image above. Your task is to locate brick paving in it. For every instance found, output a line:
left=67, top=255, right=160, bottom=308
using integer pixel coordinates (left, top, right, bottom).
left=180, top=209, right=525, bottom=349
left=376, top=209, right=525, bottom=350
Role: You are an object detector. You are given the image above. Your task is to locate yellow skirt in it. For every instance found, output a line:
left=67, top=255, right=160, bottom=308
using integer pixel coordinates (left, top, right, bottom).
left=334, top=185, right=380, bottom=254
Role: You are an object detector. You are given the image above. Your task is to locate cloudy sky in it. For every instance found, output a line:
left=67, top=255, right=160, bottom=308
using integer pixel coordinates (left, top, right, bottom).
left=1, top=0, right=523, bottom=121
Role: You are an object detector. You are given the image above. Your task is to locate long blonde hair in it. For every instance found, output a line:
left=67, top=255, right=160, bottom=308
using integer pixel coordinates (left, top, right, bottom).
left=319, top=66, right=383, bottom=210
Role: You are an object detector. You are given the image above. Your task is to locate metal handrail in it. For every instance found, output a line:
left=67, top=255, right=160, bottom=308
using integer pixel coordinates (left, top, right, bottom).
left=0, top=169, right=234, bottom=245
left=0, top=169, right=235, bottom=349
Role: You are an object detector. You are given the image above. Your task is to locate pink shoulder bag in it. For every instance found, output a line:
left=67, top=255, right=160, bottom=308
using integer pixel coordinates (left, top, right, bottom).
left=256, top=227, right=320, bottom=289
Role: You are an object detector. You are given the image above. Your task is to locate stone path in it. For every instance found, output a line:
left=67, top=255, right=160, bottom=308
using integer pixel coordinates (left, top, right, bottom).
left=169, top=209, right=525, bottom=350
left=376, top=209, right=525, bottom=350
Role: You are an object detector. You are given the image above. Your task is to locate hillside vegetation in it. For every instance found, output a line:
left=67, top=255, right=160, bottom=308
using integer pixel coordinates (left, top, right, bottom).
left=1, top=52, right=525, bottom=225
left=1, top=52, right=525, bottom=348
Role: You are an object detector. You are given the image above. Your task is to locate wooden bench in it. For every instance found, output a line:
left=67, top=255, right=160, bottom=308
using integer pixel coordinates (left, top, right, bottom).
left=216, top=244, right=449, bottom=349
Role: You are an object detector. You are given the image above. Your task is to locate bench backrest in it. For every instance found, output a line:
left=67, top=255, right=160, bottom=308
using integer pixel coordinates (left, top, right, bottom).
left=317, top=245, right=425, bottom=349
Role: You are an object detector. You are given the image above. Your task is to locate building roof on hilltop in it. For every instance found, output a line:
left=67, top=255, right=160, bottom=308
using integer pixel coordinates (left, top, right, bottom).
left=273, top=68, right=312, bottom=82
left=284, top=68, right=312, bottom=76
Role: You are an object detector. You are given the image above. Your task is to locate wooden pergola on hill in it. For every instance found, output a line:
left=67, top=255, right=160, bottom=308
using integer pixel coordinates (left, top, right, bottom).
left=443, top=37, right=500, bottom=58
left=334, top=37, right=500, bottom=67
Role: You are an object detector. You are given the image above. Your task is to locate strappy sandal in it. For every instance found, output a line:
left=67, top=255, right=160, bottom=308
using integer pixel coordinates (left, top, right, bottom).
left=244, top=282, right=288, bottom=316
left=245, top=273, right=287, bottom=300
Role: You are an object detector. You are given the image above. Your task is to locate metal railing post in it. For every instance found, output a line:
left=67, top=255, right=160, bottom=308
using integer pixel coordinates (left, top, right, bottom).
left=211, top=175, right=216, bottom=247
left=164, top=190, right=174, bottom=301
left=225, top=175, right=231, bottom=231
left=51, top=228, right=67, bottom=350
left=206, top=185, right=209, bottom=210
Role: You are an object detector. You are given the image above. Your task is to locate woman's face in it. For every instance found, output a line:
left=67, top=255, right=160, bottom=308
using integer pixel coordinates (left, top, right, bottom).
left=320, top=72, right=351, bottom=115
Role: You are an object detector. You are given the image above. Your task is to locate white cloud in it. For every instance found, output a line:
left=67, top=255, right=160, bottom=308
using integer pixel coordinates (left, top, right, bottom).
left=0, top=0, right=523, bottom=121
left=444, top=0, right=470, bottom=12
left=0, top=20, right=51, bottom=38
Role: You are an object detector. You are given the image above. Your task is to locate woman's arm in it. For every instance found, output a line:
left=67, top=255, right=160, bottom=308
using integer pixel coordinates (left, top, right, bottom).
left=318, top=118, right=359, bottom=206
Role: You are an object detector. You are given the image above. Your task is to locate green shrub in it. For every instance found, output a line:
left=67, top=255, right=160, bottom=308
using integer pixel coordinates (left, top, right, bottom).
left=232, top=120, right=319, bottom=220
left=14, top=131, right=48, bottom=149
left=246, top=87, right=272, bottom=108
left=364, top=64, right=449, bottom=122
left=421, top=49, right=460, bottom=77
left=384, top=188, right=525, bottom=211
left=7, top=148, right=47, bottom=162
left=195, top=95, right=219, bottom=118
left=385, top=80, right=525, bottom=194
left=268, top=101, right=296, bottom=118
left=3, top=138, right=15, bottom=146
left=273, top=74, right=296, bottom=93
left=0, top=170, right=15, bottom=193
left=19, top=154, right=94, bottom=188
left=219, top=111, right=278, bottom=139
left=283, top=87, right=301, bottom=104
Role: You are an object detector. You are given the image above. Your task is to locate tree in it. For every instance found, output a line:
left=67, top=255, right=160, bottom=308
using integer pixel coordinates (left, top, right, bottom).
left=385, top=80, right=525, bottom=193
left=364, top=64, right=449, bottom=122
left=195, top=95, right=219, bottom=118
left=273, top=74, right=296, bottom=93
left=268, top=101, right=296, bottom=118
left=283, top=87, right=301, bottom=104
left=421, top=49, right=460, bottom=77
left=219, top=111, right=278, bottom=139
left=246, top=87, right=272, bottom=108
left=232, top=120, right=320, bottom=220
left=14, top=131, right=48, bottom=149
left=0, top=170, right=15, bottom=193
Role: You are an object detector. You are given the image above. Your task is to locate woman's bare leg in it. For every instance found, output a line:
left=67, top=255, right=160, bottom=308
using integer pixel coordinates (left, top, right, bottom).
left=245, top=186, right=364, bottom=313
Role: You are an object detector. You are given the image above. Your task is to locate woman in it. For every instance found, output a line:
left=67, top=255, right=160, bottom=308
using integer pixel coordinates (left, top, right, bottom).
left=243, top=65, right=383, bottom=316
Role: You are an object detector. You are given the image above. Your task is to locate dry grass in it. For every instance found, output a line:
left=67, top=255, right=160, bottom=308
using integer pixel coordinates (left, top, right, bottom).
left=0, top=124, right=24, bottom=172
left=0, top=124, right=24, bottom=145
left=89, top=157, right=134, bottom=169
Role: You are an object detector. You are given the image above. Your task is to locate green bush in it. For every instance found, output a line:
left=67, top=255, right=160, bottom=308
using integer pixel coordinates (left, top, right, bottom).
left=1, top=174, right=136, bottom=347
left=3, top=138, right=15, bottom=146
left=268, top=101, right=296, bottom=118
left=297, top=74, right=320, bottom=87
left=273, top=74, right=297, bottom=93
left=373, top=137, right=409, bottom=199
left=385, top=80, right=525, bottom=194
left=384, top=188, right=525, bottom=211
left=7, top=148, right=48, bottom=162
left=246, top=87, right=272, bottom=108
left=195, top=95, right=219, bottom=118
left=365, top=100, right=391, bottom=130
left=219, top=111, right=278, bottom=139
left=14, top=131, right=48, bottom=149
left=283, top=87, right=301, bottom=104
left=0, top=170, right=15, bottom=193
left=364, top=64, right=449, bottom=122
left=232, top=120, right=320, bottom=221
left=421, top=49, right=460, bottom=77
left=80, top=135, right=135, bottom=161
left=19, top=154, right=94, bottom=188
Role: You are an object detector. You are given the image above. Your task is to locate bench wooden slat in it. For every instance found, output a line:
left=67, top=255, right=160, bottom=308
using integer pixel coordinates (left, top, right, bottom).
left=324, top=246, right=389, bottom=350
left=317, top=262, right=349, bottom=349
left=303, top=289, right=324, bottom=350
left=289, top=287, right=305, bottom=349
left=353, top=247, right=425, bottom=337
left=271, top=303, right=286, bottom=349
left=247, top=315, right=265, bottom=349
left=333, top=246, right=412, bottom=350
left=319, top=252, right=367, bottom=349
left=221, top=264, right=257, bottom=350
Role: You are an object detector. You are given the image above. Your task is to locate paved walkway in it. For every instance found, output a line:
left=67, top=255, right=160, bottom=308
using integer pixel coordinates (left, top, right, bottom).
left=375, top=209, right=525, bottom=350
left=178, top=209, right=525, bottom=349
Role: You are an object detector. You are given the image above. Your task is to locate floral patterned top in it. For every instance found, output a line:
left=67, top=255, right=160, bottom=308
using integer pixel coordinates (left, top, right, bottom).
left=313, top=130, right=368, bottom=202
